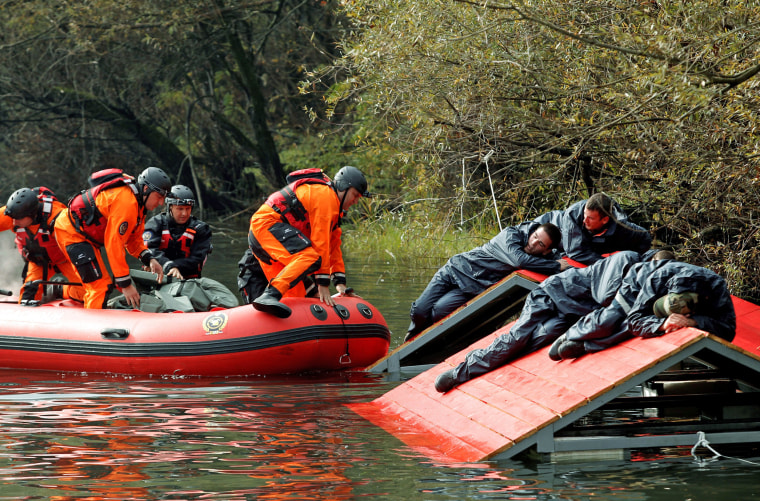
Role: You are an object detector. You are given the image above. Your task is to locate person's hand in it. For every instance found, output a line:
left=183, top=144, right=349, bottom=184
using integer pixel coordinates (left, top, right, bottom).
left=558, top=259, right=570, bottom=271
left=335, top=285, right=359, bottom=297
left=660, top=313, right=697, bottom=333
left=318, top=284, right=335, bottom=306
left=148, top=258, right=164, bottom=284
left=166, top=268, right=184, bottom=280
left=122, top=284, right=141, bottom=308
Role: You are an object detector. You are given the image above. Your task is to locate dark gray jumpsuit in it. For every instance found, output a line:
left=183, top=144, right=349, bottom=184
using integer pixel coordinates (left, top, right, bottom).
left=408, top=221, right=564, bottom=335
left=450, top=250, right=644, bottom=384
left=564, top=260, right=736, bottom=352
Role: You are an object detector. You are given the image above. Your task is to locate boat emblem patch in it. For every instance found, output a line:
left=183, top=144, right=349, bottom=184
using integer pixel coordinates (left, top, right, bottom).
left=203, top=312, right=228, bottom=335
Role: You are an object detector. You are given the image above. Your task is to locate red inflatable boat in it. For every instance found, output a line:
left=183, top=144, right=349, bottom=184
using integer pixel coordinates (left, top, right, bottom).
left=0, top=296, right=390, bottom=377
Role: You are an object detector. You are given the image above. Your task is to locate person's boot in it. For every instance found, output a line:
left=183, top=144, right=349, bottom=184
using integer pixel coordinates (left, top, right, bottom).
left=557, top=340, right=586, bottom=359
left=434, top=368, right=460, bottom=393
left=252, top=286, right=292, bottom=318
left=548, top=334, right=567, bottom=361
left=404, top=321, right=423, bottom=342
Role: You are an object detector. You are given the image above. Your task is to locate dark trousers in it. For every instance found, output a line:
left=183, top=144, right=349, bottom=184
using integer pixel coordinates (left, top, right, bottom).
left=409, top=268, right=473, bottom=333
left=564, top=301, right=630, bottom=352
left=451, top=288, right=575, bottom=383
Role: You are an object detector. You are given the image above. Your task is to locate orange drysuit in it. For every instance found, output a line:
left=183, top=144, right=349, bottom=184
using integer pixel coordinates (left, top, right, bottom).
left=248, top=183, right=345, bottom=297
left=0, top=202, right=85, bottom=303
left=54, top=185, right=150, bottom=309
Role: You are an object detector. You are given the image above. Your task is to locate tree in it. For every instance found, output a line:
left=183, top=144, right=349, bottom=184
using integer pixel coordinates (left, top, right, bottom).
left=325, top=0, right=760, bottom=299
left=0, top=0, right=351, bottom=213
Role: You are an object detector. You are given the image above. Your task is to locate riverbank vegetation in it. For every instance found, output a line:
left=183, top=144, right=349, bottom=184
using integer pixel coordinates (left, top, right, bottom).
left=333, top=0, right=760, bottom=300
left=1, top=1, right=759, bottom=299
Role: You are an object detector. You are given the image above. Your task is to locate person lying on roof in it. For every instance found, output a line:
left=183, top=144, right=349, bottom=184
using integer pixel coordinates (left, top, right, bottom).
left=434, top=249, right=671, bottom=392
left=534, top=193, right=652, bottom=265
left=406, top=221, right=567, bottom=342
left=548, top=259, right=736, bottom=361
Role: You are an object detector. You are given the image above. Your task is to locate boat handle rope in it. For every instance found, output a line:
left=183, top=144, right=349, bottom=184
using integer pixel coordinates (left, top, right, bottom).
left=691, top=431, right=760, bottom=467
left=333, top=304, right=352, bottom=365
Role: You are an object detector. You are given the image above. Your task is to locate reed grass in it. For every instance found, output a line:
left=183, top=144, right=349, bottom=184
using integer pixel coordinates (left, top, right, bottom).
left=342, top=213, right=494, bottom=280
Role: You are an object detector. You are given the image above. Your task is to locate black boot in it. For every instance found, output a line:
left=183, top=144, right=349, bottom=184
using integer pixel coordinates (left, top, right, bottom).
left=404, top=321, right=423, bottom=342
left=548, top=334, right=567, bottom=361
left=252, top=286, right=292, bottom=318
left=434, top=368, right=460, bottom=393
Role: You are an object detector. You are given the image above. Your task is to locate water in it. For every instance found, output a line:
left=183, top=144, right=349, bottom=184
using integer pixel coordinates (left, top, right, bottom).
left=0, top=231, right=758, bottom=499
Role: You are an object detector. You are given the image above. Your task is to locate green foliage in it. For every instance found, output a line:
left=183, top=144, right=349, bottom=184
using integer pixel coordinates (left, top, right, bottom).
left=325, top=0, right=760, bottom=298
left=0, top=0, right=353, bottom=212
left=342, top=209, right=493, bottom=279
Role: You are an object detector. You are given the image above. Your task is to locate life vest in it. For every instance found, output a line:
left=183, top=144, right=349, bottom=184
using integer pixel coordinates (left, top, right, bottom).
left=264, top=168, right=332, bottom=235
left=158, top=226, right=197, bottom=258
left=14, top=192, right=67, bottom=265
left=67, top=168, right=141, bottom=245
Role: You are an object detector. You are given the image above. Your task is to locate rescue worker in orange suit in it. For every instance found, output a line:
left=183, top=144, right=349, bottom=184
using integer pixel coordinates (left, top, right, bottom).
left=248, top=166, right=370, bottom=318
left=142, top=185, right=212, bottom=280
left=0, top=187, right=85, bottom=304
left=54, top=167, right=170, bottom=309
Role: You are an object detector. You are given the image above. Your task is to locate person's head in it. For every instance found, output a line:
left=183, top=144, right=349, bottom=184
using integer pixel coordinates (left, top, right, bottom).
left=4, top=188, right=39, bottom=228
left=333, top=166, right=370, bottom=210
left=524, top=223, right=561, bottom=256
left=583, top=193, right=613, bottom=232
left=137, top=167, right=172, bottom=211
left=651, top=249, right=676, bottom=261
left=653, top=291, right=699, bottom=318
left=166, top=185, right=195, bottom=225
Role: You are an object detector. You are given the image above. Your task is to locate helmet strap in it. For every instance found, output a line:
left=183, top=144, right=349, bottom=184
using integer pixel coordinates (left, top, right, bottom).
left=139, top=185, right=150, bottom=208
left=337, top=188, right=347, bottom=224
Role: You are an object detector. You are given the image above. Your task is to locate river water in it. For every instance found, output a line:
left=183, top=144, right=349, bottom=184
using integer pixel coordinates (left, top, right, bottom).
left=0, top=230, right=758, bottom=499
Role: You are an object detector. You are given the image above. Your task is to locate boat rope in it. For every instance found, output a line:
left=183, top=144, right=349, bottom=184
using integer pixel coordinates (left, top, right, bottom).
left=334, top=304, right=352, bottom=365
left=482, top=150, right=502, bottom=232
left=690, top=431, right=760, bottom=467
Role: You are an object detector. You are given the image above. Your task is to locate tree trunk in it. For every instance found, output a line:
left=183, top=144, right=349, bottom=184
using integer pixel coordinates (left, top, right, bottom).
left=227, top=30, right=286, bottom=187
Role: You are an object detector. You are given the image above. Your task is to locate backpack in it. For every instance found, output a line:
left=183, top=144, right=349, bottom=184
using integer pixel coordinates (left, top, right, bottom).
left=108, top=270, right=240, bottom=312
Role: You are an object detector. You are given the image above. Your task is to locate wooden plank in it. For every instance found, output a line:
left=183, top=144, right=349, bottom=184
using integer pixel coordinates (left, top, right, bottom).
left=510, top=348, right=616, bottom=400
left=483, top=364, right=589, bottom=416
left=733, top=296, right=760, bottom=318
left=730, top=296, right=760, bottom=355
left=443, top=390, right=536, bottom=441
left=381, top=384, right=509, bottom=456
left=404, top=365, right=548, bottom=442
left=734, top=315, right=760, bottom=355
left=367, top=271, right=545, bottom=372
left=441, top=329, right=506, bottom=366
left=348, top=401, right=486, bottom=463
left=354, top=293, right=760, bottom=463
left=455, top=378, right=558, bottom=432
left=561, top=349, right=640, bottom=383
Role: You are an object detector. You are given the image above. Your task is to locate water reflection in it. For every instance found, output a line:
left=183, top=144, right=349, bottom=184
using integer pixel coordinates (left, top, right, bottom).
left=0, top=371, right=758, bottom=499
left=0, top=372, right=397, bottom=499
left=0, top=238, right=756, bottom=499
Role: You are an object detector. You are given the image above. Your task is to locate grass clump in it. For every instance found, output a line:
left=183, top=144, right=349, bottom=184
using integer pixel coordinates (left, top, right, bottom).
left=342, top=212, right=495, bottom=281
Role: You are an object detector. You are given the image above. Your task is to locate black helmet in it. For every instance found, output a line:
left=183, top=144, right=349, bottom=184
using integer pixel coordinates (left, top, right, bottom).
left=4, top=188, right=39, bottom=219
left=333, top=166, right=370, bottom=197
left=166, top=185, right=195, bottom=207
left=137, top=167, right=172, bottom=197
